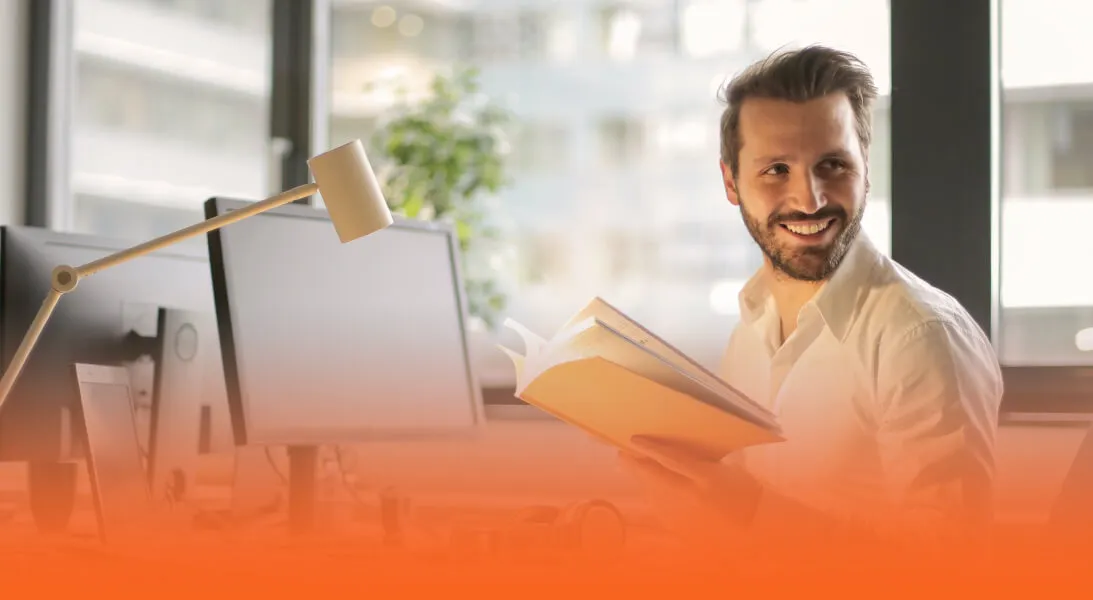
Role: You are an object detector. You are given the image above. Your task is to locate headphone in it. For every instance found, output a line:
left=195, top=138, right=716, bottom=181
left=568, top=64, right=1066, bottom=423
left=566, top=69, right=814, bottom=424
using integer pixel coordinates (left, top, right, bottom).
left=512, top=499, right=627, bottom=556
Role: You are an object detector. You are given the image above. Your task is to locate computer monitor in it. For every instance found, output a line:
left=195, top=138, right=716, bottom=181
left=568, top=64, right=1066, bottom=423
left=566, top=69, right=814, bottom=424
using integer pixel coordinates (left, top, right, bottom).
left=0, top=226, right=216, bottom=463
left=147, top=307, right=232, bottom=504
left=205, top=197, right=485, bottom=445
left=204, top=197, right=485, bottom=532
left=0, top=225, right=217, bottom=532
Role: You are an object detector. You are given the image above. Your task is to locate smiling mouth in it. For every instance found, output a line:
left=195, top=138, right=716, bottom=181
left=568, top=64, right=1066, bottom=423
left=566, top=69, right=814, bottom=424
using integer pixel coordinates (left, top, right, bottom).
left=780, top=218, right=836, bottom=236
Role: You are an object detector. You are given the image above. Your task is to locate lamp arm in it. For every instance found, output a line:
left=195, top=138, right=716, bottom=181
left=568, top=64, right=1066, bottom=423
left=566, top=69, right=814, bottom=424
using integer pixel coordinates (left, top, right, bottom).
left=0, top=182, right=319, bottom=412
left=0, top=288, right=63, bottom=411
left=77, top=182, right=319, bottom=278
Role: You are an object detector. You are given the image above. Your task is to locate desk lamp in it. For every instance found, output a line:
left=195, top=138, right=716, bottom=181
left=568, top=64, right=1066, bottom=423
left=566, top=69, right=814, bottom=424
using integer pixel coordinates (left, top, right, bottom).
left=1078, top=327, right=1093, bottom=352
left=0, top=139, right=393, bottom=412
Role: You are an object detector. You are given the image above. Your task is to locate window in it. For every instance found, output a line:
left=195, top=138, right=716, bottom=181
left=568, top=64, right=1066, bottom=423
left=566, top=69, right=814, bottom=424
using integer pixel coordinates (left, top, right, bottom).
left=327, top=0, right=892, bottom=390
left=332, top=3, right=472, bottom=62
left=599, top=2, right=679, bottom=60
left=509, top=121, right=571, bottom=174
left=68, top=0, right=273, bottom=245
left=597, top=116, right=646, bottom=166
left=998, top=0, right=1093, bottom=366
left=680, top=0, right=747, bottom=58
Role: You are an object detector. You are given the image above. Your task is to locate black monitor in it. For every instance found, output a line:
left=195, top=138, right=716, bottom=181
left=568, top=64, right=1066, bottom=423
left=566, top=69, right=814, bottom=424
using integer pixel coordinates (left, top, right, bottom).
left=0, top=225, right=217, bottom=462
left=146, top=307, right=231, bottom=505
left=0, top=225, right=220, bottom=531
left=205, top=197, right=485, bottom=533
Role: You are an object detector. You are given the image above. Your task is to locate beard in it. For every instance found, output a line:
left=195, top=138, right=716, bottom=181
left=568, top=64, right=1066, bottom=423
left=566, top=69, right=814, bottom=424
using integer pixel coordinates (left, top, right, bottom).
left=739, top=193, right=865, bottom=282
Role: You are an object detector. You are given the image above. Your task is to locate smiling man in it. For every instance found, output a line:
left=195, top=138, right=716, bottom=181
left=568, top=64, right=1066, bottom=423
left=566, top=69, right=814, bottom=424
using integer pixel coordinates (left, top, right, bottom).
left=621, top=46, right=1003, bottom=557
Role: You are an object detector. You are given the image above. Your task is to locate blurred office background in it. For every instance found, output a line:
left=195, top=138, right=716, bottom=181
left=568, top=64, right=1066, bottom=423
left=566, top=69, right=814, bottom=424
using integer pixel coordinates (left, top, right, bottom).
left=37, top=0, right=1092, bottom=386
left=0, top=0, right=1091, bottom=522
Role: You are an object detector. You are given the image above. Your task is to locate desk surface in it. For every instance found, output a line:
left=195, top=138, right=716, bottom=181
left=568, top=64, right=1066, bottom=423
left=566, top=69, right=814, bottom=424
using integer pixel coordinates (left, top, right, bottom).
left=0, top=493, right=682, bottom=596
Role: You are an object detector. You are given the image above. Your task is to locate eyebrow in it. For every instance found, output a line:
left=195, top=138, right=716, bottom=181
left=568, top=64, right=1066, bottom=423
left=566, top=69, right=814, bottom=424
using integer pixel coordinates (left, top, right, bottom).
left=752, top=154, right=791, bottom=165
left=752, top=149, right=852, bottom=165
left=820, top=149, right=853, bottom=160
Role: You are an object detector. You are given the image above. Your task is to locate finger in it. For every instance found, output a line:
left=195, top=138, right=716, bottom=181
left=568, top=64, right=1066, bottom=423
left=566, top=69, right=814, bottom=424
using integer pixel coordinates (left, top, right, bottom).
left=618, top=451, right=692, bottom=489
left=630, top=437, right=714, bottom=482
left=617, top=447, right=650, bottom=463
left=629, top=436, right=699, bottom=462
left=617, top=450, right=664, bottom=476
left=623, top=442, right=697, bottom=480
left=631, top=436, right=709, bottom=461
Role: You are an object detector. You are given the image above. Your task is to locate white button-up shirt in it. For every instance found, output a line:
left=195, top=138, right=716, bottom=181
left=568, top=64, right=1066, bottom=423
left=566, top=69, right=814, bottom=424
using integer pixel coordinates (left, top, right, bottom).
left=719, top=232, right=1003, bottom=541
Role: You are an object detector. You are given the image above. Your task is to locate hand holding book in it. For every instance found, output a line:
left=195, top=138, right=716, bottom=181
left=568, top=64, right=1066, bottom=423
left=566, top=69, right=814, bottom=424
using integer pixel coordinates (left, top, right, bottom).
left=497, top=297, right=784, bottom=461
left=619, top=435, right=765, bottom=532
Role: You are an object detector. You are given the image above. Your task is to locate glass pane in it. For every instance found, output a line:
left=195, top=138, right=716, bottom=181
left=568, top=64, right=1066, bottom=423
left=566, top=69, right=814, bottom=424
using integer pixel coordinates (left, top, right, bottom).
left=327, top=0, right=892, bottom=387
left=999, top=0, right=1093, bottom=365
left=69, top=0, right=273, bottom=247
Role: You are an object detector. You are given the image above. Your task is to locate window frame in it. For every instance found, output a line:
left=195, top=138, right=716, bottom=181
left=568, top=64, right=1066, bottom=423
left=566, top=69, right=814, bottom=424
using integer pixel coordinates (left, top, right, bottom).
left=25, top=0, right=325, bottom=222
left=270, top=0, right=330, bottom=196
left=890, top=0, right=1093, bottom=422
left=26, top=0, right=75, bottom=230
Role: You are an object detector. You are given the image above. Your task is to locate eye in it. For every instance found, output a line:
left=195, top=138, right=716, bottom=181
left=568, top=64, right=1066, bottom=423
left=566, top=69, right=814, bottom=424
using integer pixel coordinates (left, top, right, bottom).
left=762, top=163, right=789, bottom=176
left=819, top=158, right=849, bottom=172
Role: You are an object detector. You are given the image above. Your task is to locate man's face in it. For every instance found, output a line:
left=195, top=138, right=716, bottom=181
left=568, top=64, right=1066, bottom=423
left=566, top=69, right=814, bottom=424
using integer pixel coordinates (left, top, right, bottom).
left=720, top=92, right=868, bottom=282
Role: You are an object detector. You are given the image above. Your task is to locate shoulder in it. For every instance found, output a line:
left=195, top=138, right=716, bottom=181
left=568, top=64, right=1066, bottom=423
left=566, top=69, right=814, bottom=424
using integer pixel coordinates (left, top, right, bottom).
left=859, top=254, right=993, bottom=355
left=857, top=255, right=1003, bottom=409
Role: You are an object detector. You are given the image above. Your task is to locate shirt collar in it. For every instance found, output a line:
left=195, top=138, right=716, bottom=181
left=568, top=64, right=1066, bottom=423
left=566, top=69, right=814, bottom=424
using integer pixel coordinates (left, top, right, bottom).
left=737, top=231, right=882, bottom=342
left=738, top=265, right=774, bottom=326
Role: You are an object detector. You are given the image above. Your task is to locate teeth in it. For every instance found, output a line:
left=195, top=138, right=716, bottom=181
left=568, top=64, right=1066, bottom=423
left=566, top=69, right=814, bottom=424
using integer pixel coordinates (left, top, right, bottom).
left=785, top=220, right=830, bottom=235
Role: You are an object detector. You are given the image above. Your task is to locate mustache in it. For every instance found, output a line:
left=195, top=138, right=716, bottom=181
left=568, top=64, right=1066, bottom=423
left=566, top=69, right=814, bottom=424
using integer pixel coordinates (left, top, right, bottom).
left=770, top=206, right=846, bottom=227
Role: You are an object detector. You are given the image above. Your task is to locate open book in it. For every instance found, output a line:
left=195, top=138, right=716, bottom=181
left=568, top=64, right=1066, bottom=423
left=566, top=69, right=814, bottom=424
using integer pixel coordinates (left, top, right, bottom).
left=497, top=297, right=783, bottom=461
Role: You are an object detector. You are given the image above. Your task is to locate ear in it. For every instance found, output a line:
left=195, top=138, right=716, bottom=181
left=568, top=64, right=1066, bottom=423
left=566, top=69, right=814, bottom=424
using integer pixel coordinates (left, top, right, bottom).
left=719, top=160, right=740, bottom=207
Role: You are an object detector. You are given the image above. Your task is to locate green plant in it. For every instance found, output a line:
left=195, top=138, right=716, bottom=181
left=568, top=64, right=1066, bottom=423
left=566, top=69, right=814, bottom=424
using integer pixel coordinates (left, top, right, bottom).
left=368, top=66, right=513, bottom=330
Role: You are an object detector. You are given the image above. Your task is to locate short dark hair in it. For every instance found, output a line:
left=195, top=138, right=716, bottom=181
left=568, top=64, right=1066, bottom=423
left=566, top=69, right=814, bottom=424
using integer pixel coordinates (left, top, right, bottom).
left=718, top=45, right=878, bottom=177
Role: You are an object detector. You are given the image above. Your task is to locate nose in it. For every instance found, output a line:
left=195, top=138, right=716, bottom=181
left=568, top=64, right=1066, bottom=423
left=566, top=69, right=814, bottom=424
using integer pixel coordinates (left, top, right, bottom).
left=786, top=172, right=826, bottom=214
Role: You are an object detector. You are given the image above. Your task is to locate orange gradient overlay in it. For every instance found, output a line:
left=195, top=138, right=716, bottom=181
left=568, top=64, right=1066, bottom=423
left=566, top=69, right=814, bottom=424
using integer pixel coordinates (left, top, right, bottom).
left=2, top=514, right=1092, bottom=596
left=3, top=443, right=1092, bottom=596
left=1, top=370, right=1090, bottom=596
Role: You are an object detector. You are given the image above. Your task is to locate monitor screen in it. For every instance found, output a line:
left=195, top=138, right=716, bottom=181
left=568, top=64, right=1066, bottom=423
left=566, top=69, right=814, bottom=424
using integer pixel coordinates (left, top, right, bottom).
left=206, top=198, right=484, bottom=446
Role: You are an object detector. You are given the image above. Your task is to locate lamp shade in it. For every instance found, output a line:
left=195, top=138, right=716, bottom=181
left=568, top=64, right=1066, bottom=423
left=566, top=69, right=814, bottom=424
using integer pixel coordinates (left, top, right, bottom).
left=1077, top=327, right=1093, bottom=352
left=308, top=139, right=394, bottom=243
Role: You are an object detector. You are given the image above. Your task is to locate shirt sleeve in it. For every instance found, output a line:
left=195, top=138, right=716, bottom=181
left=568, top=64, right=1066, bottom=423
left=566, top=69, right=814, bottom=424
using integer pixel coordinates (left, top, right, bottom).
left=873, top=317, right=1003, bottom=543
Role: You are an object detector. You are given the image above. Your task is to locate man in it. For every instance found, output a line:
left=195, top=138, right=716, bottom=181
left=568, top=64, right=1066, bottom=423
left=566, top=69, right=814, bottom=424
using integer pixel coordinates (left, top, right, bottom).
left=620, top=45, right=1002, bottom=557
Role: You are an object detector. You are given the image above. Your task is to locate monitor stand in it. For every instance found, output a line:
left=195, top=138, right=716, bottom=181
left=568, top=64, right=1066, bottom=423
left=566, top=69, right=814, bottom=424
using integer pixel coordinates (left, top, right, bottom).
left=27, top=461, right=77, bottom=534
left=25, top=328, right=157, bottom=536
left=287, top=445, right=318, bottom=536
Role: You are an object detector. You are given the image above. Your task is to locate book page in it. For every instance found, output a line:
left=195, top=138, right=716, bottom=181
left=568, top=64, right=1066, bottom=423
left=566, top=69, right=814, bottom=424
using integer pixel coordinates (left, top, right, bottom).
left=562, top=297, right=772, bottom=419
left=519, top=357, right=783, bottom=462
left=547, top=319, right=779, bottom=433
left=495, top=344, right=528, bottom=392
left=502, top=318, right=548, bottom=362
